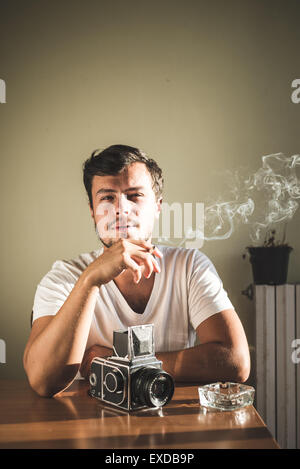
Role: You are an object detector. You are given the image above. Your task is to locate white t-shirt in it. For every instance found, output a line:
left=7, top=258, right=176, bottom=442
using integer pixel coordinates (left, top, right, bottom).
left=32, top=245, right=234, bottom=353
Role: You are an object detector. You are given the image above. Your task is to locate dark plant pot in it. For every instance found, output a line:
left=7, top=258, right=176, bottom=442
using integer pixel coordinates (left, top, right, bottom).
left=247, top=246, right=293, bottom=285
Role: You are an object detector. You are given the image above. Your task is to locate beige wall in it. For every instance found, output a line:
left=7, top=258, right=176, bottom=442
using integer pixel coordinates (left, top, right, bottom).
left=1, top=0, right=300, bottom=379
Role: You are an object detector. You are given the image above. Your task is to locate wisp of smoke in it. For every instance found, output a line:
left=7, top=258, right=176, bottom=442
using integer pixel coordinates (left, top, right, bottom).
left=204, top=153, right=300, bottom=244
left=157, top=153, right=300, bottom=248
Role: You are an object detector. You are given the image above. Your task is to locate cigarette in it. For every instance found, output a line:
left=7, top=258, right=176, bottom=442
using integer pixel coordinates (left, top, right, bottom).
left=147, top=245, right=156, bottom=255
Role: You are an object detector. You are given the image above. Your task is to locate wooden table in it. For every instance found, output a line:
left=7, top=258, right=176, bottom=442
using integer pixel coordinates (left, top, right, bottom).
left=0, top=380, right=279, bottom=449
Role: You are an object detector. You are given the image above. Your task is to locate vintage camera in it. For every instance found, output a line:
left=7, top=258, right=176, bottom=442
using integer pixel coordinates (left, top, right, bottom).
left=89, top=324, right=175, bottom=411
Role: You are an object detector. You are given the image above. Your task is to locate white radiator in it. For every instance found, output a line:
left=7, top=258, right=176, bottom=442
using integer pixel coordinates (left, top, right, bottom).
left=255, top=284, right=300, bottom=449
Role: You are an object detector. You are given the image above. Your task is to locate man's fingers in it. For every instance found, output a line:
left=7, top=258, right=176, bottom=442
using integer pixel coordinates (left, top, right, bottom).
left=131, top=252, right=161, bottom=278
left=113, top=239, right=162, bottom=282
left=125, top=238, right=153, bottom=249
left=123, top=253, right=142, bottom=283
left=124, top=238, right=163, bottom=258
left=146, top=245, right=163, bottom=258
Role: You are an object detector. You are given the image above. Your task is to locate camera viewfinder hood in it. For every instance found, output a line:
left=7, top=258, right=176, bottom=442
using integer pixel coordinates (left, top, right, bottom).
left=113, top=324, right=154, bottom=360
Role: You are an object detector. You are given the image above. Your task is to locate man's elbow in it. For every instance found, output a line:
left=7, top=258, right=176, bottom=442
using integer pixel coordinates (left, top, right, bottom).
left=24, top=361, right=55, bottom=398
left=233, top=348, right=251, bottom=383
left=25, top=372, right=76, bottom=398
left=28, top=379, right=57, bottom=398
left=23, top=353, right=79, bottom=398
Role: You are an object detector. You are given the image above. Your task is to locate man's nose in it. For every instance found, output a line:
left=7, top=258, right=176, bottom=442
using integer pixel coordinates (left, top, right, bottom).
left=115, top=194, right=130, bottom=216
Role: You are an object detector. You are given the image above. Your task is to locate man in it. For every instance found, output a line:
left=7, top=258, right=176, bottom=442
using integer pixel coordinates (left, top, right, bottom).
left=23, top=144, right=250, bottom=397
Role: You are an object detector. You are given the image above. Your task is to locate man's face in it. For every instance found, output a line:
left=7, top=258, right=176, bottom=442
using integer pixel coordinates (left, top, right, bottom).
left=89, top=162, right=162, bottom=248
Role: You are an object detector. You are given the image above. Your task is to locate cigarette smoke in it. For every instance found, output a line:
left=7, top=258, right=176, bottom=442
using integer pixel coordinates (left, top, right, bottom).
left=204, top=153, right=300, bottom=244
left=158, top=153, right=300, bottom=247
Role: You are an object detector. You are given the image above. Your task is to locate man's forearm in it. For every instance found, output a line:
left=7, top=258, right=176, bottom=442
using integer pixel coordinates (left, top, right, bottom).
left=157, top=342, right=250, bottom=384
left=80, top=344, right=113, bottom=380
left=24, top=272, right=99, bottom=397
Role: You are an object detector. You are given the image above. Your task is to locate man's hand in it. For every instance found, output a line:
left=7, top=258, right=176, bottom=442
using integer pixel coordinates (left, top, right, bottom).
left=84, top=238, right=163, bottom=286
left=80, top=344, right=113, bottom=380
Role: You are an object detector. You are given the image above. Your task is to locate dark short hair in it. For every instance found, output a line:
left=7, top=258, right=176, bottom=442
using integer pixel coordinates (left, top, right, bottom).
left=83, top=144, right=164, bottom=209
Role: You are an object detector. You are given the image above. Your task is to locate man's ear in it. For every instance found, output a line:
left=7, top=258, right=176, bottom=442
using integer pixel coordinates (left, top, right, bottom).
left=155, top=197, right=163, bottom=220
left=89, top=203, right=94, bottom=220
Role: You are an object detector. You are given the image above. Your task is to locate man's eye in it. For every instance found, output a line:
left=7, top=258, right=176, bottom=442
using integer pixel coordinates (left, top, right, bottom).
left=100, top=194, right=143, bottom=201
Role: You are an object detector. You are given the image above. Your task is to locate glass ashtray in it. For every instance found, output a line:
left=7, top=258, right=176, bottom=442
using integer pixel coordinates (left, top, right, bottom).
left=198, top=382, right=255, bottom=411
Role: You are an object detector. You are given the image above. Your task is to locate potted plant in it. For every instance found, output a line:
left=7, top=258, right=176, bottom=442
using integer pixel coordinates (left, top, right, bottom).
left=243, top=224, right=293, bottom=285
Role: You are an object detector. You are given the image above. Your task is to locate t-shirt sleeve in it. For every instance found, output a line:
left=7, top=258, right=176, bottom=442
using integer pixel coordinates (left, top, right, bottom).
left=188, top=250, right=234, bottom=330
left=32, top=260, right=76, bottom=323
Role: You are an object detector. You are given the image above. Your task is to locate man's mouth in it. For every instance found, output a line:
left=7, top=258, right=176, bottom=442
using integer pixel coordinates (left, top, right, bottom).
left=115, top=225, right=135, bottom=230
left=106, top=221, right=138, bottom=233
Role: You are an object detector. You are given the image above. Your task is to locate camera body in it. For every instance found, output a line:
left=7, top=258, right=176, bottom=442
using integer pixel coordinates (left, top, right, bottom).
left=89, top=324, right=174, bottom=411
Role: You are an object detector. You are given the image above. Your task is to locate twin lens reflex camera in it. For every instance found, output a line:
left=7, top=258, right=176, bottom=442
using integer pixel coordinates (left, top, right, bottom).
left=89, top=324, right=175, bottom=411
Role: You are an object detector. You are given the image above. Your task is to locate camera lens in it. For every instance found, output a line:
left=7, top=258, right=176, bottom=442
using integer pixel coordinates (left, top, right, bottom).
left=132, top=367, right=174, bottom=407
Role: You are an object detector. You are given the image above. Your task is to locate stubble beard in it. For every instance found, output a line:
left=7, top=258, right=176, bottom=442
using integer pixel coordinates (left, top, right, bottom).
left=94, top=222, right=152, bottom=248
